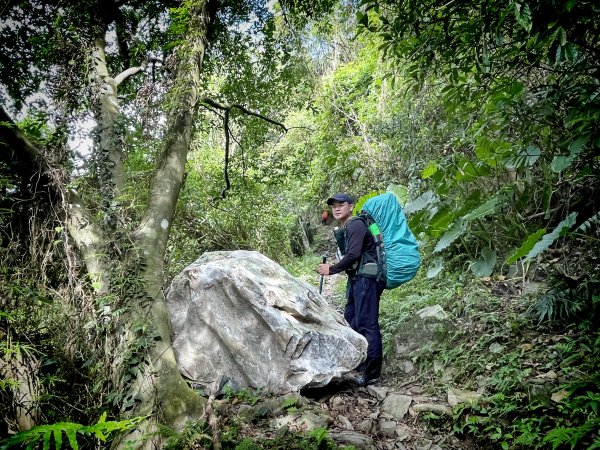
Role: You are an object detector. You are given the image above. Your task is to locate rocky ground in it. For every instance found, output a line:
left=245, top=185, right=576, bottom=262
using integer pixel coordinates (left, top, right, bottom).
left=206, top=358, right=477, bottom=450
left=199, top=267, right=477, bottom=450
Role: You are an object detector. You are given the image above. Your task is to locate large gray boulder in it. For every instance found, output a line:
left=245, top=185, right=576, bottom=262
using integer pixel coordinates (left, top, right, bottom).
left=166, top=250, right=367, bottom=393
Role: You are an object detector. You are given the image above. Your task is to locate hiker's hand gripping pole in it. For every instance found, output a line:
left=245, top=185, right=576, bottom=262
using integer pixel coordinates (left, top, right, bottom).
left=319, top=255, right=326, bottom=294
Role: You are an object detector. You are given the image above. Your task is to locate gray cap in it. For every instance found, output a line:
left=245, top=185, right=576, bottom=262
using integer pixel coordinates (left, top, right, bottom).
left=326, top=193, right=355, bottom=205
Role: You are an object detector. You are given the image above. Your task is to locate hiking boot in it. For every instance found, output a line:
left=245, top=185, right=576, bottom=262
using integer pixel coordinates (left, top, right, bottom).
left=355, top=375, right=380, bottom=387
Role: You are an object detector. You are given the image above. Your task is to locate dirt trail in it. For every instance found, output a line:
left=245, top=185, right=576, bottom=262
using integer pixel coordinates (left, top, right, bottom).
left=302, top=224, right=472, bottom=450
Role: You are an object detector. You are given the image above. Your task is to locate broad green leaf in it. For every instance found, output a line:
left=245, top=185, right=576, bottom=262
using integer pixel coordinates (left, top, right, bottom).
left=428, top=207, right=456, bottom=237
left=355, top=190, right=384, bottom=215
left=551, top=135, right=589, bottom=172
left=524, top=213, right=578, bottom=262
left=475, top=140, right=492, bottom=163
left=426, top=257, right=444, bottom=278
left=514, top=3, right=532, bottom=32
left=506, top=228, right=546, bottom=264
left=356, top=11, right=369, bottom=27
left=550, top=154, right=575, bottom=173
left=455, top=189, right=484, bottom=216
left=474, top=137, right=512, bottom=167
left=470, top=248, right=497, bottom=277
left=454, top=161, right=478, bottom=182
left=434, top=218, right=466, bottom=253
left=404, top=190, right=436, bottom=215
left=408, top=209, right=428, bottom=234
left=463, top=196, right=504, bottom=221
left=559, top=27, right=567, bottom=46
left=568, top=134, right=589, bottom=154
left=564, top=42, right=578, bottom=61
left=421, top=160, right=439, bottom=179
left=510, top=81, right=524, bottom=96
left=454, top=158, right=492, bottom=182
left=387, top=184, right=409, bottom=205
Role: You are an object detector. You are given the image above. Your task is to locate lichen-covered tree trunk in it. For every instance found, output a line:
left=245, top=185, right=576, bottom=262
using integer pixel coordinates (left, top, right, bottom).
left=63, top=1, right=213, bottom=448
left=115, top=3, right=212, bottom=447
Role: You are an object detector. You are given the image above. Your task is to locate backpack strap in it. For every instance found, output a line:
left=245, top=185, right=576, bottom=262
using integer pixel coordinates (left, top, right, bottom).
left=357, top=212, right=387, bottom=283
left=332, top=216, right=364, bottom=272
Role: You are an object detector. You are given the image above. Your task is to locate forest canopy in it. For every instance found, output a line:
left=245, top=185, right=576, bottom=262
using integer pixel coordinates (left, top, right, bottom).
left=1, top=0, right=598, bottom=448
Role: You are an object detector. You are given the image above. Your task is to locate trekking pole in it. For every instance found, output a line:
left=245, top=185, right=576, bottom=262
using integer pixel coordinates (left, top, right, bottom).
left=319, top=255, right=326, bottom=295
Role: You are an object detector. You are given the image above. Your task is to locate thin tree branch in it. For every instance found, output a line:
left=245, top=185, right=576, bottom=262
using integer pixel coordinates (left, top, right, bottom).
left=114, top=61, right=148, bottom=86
left=199, top=97, right=288, bottom=197
left=200, top=98, right=288, bottom=132
left=222, top=108, right=231, bottom=198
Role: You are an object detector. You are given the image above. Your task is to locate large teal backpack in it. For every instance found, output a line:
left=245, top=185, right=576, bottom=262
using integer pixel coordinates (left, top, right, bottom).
left=360, top=192, right=420, bottom=289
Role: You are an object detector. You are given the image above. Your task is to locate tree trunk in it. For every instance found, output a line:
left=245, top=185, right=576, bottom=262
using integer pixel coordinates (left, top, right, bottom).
left=34, top=1, right=216, bottom=447
left=108, top=2, right=213, bottom=447
left=0, top=331, right=43, bottom=432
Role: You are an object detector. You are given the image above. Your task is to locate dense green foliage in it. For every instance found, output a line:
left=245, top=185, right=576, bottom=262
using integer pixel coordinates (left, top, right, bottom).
left=355, top=0, right=599, bottom=279
left=1, top=0, right=599, bottom=448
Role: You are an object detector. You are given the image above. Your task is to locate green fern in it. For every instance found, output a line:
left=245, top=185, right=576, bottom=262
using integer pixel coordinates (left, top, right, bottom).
left=280, top=397, right=299, bottom=410
left=526, top=289, right=583, bottom=322
left=162, top=420, right=212, bottom=450
left=309, top=427, right=330, bottom=447
left=543, top=418, right=600, bottom=450
left=503, top=145, right=541, bottom=170
left=0, top=413, right=146, bottom=450
left=234, top=438, right=260, bottom=450
left=157, top=422, right=180, bottom=440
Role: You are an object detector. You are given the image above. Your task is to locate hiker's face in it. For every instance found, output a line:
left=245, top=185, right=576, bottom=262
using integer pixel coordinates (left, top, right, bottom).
left=331, top=201, right=353, bottom=222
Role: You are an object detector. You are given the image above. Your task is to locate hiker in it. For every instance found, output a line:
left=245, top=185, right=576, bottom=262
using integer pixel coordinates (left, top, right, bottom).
left=321, top=210, right=329, bottom=225
left=317, top=192, right=385, bottom=386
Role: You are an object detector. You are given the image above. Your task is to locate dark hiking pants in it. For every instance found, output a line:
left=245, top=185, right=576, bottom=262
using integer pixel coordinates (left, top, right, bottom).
left=344, top=275, right=385, bottom=379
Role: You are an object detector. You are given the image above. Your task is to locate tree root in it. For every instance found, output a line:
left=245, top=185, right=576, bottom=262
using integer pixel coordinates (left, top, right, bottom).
left=206, top=377, right=223, bottom=450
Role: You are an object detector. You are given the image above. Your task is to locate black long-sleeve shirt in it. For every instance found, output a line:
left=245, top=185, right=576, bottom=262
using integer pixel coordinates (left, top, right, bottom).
left=329, top=218, right=377, bottom=275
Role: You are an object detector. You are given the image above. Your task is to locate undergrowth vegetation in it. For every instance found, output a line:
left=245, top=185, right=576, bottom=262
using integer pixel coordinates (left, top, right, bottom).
left=284, top=226, right=599, bottom=450
left=382, top=259, right=600, bottom=449
left=446, top=291, right=599, bottom=449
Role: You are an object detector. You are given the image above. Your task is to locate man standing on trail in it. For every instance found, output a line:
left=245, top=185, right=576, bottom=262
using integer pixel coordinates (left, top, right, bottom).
left=317, top=193, right=385, bottom=386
